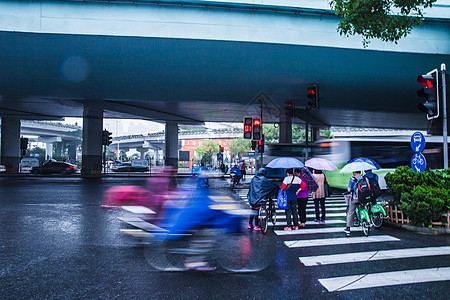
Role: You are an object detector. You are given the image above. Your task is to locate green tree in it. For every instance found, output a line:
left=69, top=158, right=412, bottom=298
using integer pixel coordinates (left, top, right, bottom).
left=229, top=138, right=251, bottom=160
left=330, top=0, right=437, bottom=47
left=262, top=124, right=279, bottom=143
left=194, top=139, right=219, bottom=163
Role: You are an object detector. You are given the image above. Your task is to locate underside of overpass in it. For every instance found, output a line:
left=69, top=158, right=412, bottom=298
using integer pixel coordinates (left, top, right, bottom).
left=0, top=0, right=449, bottom=173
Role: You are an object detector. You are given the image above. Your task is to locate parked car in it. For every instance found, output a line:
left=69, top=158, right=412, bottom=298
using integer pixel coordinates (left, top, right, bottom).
left=31, top=160, right=77, bottom=175
left=112, top=162, right=149, bottom=172
left=0, top=165, right=6, bottom=172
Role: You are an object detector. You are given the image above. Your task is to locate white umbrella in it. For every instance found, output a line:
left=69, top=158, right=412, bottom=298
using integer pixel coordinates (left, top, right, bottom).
left=339, top=161, right=376, bottom=173
left=305, top=158, right=338, bottom=171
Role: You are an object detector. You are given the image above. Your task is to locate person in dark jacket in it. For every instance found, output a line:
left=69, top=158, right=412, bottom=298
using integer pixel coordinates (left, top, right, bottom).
left=247, top=168, right=278, bottom=230
left=282, top=168, right=306, bottom=230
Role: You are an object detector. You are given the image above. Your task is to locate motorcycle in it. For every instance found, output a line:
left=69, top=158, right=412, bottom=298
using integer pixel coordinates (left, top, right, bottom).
left=114, top=178, right=273, bottom=272
left=230, top=172, right=240, bottom=188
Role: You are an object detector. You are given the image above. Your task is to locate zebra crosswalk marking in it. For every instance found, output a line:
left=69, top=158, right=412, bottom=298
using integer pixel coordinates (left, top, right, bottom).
left=299, top=246, right=450, bottom=266
left=269, top=220, right=346, bottom=226
left=284, top=235, right=400, bottom=248
left=318, top=267, right=450, bottom=292
left=275, top=212, right=346, bottom=219
left=275, top=227, right=362, bottom=235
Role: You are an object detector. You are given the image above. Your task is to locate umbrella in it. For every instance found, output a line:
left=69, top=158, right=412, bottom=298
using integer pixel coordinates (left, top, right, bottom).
left=265, top=157, right=304, bottom=169
left=348, top=157, right=381, bottom=169
left=305, top=158, right=338, bottom=171
left=339, top=161, right=377, bottom=173
left=298, top=167, right=318, bottom=192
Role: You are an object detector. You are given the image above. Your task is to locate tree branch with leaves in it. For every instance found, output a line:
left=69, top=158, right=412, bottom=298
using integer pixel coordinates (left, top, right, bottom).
left=330, top=0, right=437, bottom=47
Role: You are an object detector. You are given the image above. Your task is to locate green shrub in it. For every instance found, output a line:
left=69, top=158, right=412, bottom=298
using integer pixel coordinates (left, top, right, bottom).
left=385, top=166, right=450, bottom=227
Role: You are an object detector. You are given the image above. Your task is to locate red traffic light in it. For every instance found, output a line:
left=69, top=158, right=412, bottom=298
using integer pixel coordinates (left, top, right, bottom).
left=417, top=75, right=434, bottom=88
left=253, top=119, right=261, bottom=126
left=307, top=87, right=316, bottom=94
left=258, top=140, right=262, bottom=145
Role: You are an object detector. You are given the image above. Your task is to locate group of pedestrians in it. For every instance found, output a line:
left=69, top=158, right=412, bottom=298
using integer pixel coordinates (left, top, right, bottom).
left=247, top=167, right=328, bottom=231
left=281, top=168, right=327, bottom=231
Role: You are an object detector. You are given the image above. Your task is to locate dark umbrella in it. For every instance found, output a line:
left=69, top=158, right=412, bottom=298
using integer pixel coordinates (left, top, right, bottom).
left=298, top=167, right=318, bottom=192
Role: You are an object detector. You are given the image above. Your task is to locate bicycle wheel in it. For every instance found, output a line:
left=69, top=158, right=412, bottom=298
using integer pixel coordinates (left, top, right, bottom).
left=143, top=235, right=189, bottom=271
left=271, top=206, right=277, bottom=225
left=215, top=231, right=274, bottom=273
left=259, top=205, right=269, bottom=234
left=372, top=212, right=384, bottom=228
left=362, top=221, right=370, bottom=237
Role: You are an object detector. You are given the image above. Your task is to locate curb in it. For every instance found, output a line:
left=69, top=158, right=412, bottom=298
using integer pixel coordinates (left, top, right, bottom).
left=385, top=221, right=450, bottom=235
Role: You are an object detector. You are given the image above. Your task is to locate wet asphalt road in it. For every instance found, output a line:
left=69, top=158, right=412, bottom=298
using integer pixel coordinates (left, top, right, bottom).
left=0, top=176, right=449, bottom=299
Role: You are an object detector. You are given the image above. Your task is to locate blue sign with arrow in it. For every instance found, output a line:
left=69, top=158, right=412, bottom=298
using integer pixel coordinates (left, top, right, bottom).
left=410, top=131, right=425, bottom=153
left=411, top=153, right=426, bottom=173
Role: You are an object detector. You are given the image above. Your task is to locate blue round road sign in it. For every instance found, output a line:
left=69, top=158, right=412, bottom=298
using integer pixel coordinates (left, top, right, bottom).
left=411, top=132, right=425, bottom=153
left=411, top=153, right=426, bottom=173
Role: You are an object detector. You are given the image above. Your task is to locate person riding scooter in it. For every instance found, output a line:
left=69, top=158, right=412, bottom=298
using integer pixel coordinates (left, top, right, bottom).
left=229, top=165, right=243, bottom=185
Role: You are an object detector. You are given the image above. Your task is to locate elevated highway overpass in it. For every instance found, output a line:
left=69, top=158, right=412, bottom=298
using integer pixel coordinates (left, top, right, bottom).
left=0, top=0, right=449, bottom=173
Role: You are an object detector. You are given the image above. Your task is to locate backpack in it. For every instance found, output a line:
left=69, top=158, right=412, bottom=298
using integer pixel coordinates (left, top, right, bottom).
left=354, top=177, right=372, bottom=203
left=365, top=175, right=382, bottom=200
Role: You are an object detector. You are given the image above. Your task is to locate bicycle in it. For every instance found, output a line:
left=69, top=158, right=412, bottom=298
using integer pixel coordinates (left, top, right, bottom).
left=344, top=192, right=371, bottom=236
left=344, top=192, right=388, bottom=236
left=258, top=197, right=277, bottom=234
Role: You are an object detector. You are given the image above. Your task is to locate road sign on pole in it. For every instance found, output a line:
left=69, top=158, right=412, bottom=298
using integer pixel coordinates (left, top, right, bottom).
left=411, top=153, right=426, bottom=173
left=410, top=132, right=425, bottom=153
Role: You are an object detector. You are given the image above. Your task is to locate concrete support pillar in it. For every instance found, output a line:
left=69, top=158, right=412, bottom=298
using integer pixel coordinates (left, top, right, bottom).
left=81, top=107, right=103, bottom=176
left=0, top=117, right=21, bottom=172
left=165, top=121, right=178, bottom=168
left=279, top=113, right=292, bottom=143
left=67, top=142, right=77, bottom=161
left=45, top=143, right=53, bottom=160
left=136, top=147, right=147, bottom=159
left=311, top=127, right=321, bottom=142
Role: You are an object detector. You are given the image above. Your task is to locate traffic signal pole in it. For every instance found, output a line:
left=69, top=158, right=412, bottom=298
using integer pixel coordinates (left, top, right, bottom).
left=442, top=63, right=448, bottom=169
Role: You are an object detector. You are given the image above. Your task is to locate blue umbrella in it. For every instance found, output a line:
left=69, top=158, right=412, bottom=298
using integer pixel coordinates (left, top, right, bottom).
left=348, top=157, right=381, bottom=169
left=265, top=157, right=304, bottom=169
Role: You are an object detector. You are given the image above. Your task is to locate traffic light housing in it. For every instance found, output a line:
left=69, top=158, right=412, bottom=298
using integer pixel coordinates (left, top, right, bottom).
left=102, top=130, right=113, bottom=146
left=252, top=118, right=261, bottom=141
left=257, top=140, right=264, bottom=153
left=307, top=85, right=319, bottom=110
left=243, top=117, right=253, bottom=139
left=107, top=131, right=113, bottom=145
left=20, top=137, right=29, bottom=150
left=251, top=140, right=257, bottom=151
left=417, top=69, right=439, bottom=120
left=285, top=100, right=294, bottom=117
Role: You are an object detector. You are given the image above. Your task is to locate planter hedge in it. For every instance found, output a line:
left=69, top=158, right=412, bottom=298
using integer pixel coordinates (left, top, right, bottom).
left=384, top=166, right=450, bottom=227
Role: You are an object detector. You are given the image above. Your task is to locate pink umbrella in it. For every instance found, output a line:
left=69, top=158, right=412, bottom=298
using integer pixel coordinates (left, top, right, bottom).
left=305, top=158, right=337, bottom=171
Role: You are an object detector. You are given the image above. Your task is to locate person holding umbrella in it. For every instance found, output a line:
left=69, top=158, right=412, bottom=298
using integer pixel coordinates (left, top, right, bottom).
left=294, top=168, right=309, bottom=228
left=311, top=169, right=327, bottom=223
left=281, top=168, right=306, bottom=230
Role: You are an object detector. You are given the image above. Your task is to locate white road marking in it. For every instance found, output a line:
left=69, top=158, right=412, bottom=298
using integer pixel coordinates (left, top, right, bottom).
left=275, top=227, right=362, bottom=235
left=300, top=246, right=450, bottom=266
left=275, top=212, right=346, bottom=218
left=269, top=220, right=345, bottom=226
left=319, top=267, right=450, bottom=292
left=284, top=235, right=399, bottom=248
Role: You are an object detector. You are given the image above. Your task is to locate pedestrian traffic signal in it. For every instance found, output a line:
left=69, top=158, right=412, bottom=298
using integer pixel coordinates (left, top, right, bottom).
left=257, top=140, right=264, bottom=153
left=251, top=140, right=257, bottom=151
left=243, top=117, right=253, bottom=139
left=252, top=118, right=261, bottom=141
left=102, top=130, right=113, bottom=146
left=307, top=85, right=319, bottom=110
left=417, top=69, right=439, bottom=120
